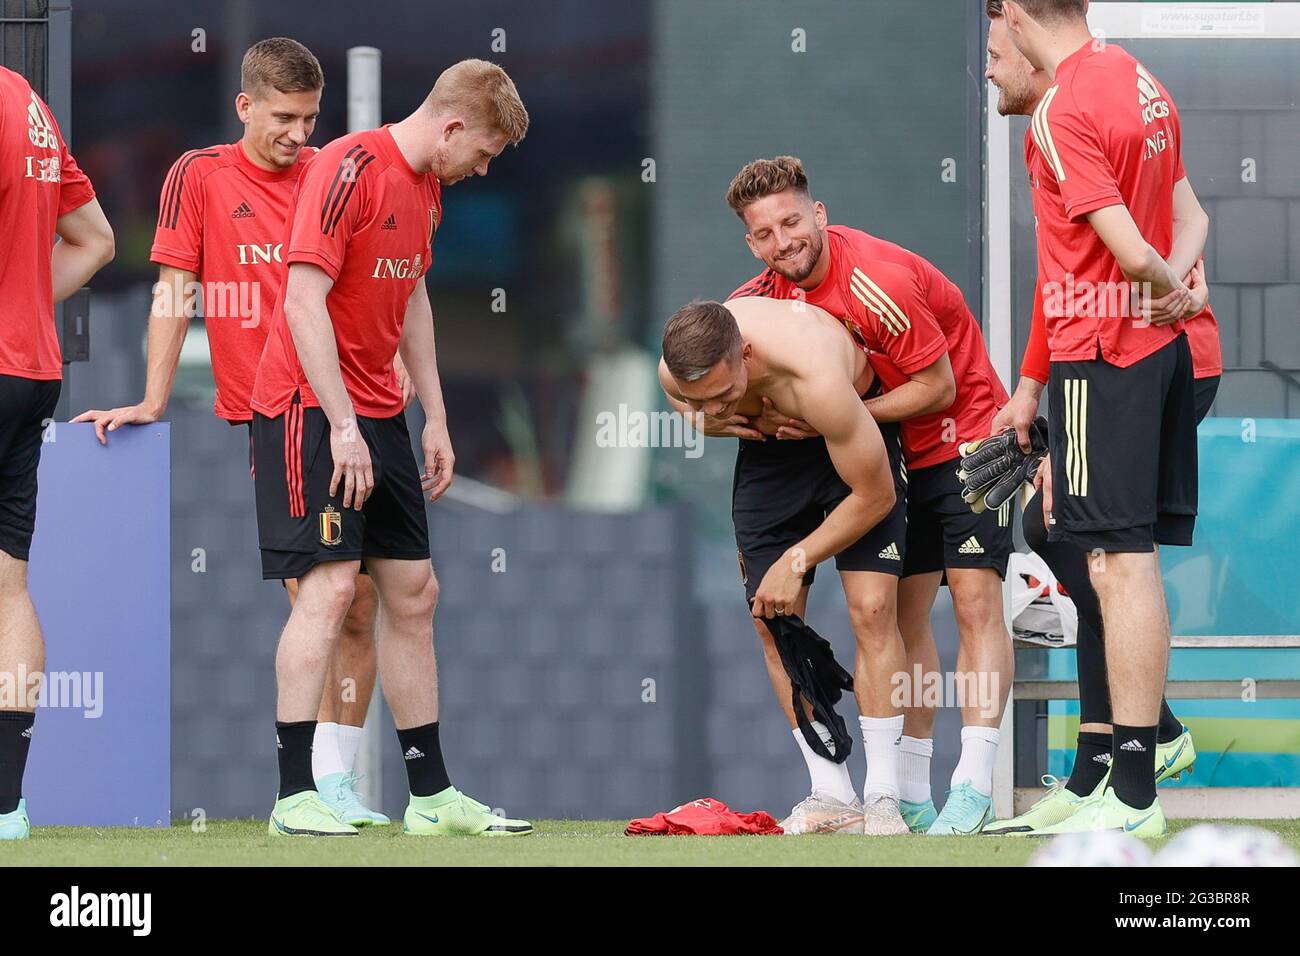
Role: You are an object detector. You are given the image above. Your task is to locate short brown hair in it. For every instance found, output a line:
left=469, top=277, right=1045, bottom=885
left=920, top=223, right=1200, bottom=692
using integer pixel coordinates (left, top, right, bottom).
left=427, top=59, right=529, bottom=145
left=662, top=301, right=742, bottom=382
left=241, top=37, right=324, bottom=97
left=986, top=0, right=1004, bottom=18
left=1003, top=0, right=1085, bottom=24
left=725, top=156, right=810, bottom=217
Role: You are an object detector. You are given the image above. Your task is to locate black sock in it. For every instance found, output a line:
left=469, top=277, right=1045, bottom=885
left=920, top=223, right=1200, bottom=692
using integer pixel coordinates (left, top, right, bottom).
left=1066, top=731, right=1112, bottom=797
left=0, top=711, right=35, bottom=814
left=397, top=722, right=451, bottom=797
left=275, top=720, right=317, bottom=799
left=1156, top=700, right=1183, bottom=743
left=1111, top=724, right=1158, bottom=809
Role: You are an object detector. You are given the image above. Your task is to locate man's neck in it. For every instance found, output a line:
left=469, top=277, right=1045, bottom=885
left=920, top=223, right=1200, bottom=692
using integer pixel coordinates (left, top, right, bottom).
left=387, top=117, right=432, bottom=174
left=238, top=137, right=279, bottom=173
left=1037, top=23, right=1094, bottom=79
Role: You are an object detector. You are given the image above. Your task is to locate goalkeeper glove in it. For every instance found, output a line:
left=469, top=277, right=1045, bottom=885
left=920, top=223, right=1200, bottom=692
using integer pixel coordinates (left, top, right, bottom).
left=956, top=416, right=1049, bottom=514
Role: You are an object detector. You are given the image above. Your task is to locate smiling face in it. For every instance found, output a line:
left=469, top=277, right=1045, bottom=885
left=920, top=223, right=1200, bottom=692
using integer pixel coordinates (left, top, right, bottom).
left=740, top=189, right=827, bottom=285
left=673, top=348, right=751, bottom=420
left=986, top=14, right=1041, bottom=117
left=237, top=86, right=320, bottom=169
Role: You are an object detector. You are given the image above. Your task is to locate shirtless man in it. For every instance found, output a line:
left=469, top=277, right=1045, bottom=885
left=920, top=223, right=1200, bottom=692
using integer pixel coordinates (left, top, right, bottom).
left=660, top=295, right=909, bottom=835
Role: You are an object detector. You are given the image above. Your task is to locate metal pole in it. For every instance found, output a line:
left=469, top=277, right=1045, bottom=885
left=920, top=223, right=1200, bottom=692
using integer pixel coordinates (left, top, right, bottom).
left=347, top=45, right=384, bottom=809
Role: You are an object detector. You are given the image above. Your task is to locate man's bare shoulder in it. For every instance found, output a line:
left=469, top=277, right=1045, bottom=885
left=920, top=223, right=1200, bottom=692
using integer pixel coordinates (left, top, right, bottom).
left=726, top=295, right=848, bottom=361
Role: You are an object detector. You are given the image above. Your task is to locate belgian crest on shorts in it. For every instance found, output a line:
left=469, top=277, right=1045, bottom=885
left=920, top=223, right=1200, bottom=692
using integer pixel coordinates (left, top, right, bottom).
left=319, top=505, right=342, bottom=547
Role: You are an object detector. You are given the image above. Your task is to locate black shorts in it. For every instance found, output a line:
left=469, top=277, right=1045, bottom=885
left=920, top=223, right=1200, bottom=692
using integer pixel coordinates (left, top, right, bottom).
left=1047, top=334, right=1198, bottom=553
left=732, top=422, right=908, bottom=605
left=251, top=398, right=430, bottom=580
left=0, top=375, right=60, bottom=561
left=902, top=456, right=1014, bottom=579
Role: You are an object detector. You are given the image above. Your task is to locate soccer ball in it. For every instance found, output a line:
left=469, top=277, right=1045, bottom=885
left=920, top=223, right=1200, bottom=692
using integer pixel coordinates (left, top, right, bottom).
left=1029, top=831, right=1154, bottom=867
left=1155, top=825, right=1299, bottom=867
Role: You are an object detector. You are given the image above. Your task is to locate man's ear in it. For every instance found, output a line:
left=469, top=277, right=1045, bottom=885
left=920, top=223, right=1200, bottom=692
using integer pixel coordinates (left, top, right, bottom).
left=441, top=118, right=465, bottom=142
left=1004, top=0, right=1025, bottom=33
left=741, top=341, right=754, bottom=363
left=812, top=200, right=828, bottom=231
left=234, top=92, right=252, bottom=124
left=745, top=233, right=762, bottom=261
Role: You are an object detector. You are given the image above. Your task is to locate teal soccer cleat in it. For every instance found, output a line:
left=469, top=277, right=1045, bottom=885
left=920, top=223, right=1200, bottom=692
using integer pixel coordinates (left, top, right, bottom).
left=0, top=799, right=30, bottom=841
left=926, top=781, right=996, bottom=835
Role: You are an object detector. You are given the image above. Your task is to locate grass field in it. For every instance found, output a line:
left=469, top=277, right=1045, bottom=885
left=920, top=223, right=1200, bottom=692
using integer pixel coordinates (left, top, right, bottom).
left=3, top=819, right=1299, bottom=866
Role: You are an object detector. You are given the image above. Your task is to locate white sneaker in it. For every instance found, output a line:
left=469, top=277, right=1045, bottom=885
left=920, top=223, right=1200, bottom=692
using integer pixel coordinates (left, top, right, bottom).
left=778, top=790, right=864, bottom=835
left=861, top=792, right=910, bottom=836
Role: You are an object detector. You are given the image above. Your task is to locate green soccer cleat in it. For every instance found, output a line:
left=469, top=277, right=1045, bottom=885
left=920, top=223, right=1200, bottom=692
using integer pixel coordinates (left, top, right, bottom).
left=317, top=772, right=390, bottom=827
left=898, top=798, right=938, bottom=833
left=403, top=787, right=533, bottom=837
left=0, top=799, right=30, bottom=841
left=983, top=774, right=1097, bottom=835
left=1033, top=787, right=1167, bottom=839
left=926, top=781, right=996, bottom=835
left=267, top=790, right=359, bottom=837
left=1155, top=727, right=1195, bottom=784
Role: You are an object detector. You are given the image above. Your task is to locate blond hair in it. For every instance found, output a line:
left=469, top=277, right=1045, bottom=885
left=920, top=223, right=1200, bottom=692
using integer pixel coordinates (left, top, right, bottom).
left=426, top=59, right=528, bottom=145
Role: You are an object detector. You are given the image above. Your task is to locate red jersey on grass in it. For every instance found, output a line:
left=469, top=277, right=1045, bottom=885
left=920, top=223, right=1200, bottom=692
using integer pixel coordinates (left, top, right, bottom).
left=731, top=225, right=1008, bottom=468
left=150, top=143, right=315, bottom=421
left=1027, top=40, right=1193, bottom=369
left=0, top=66, right=96, bottom=380
left=252, top=126, right=441, bottom=419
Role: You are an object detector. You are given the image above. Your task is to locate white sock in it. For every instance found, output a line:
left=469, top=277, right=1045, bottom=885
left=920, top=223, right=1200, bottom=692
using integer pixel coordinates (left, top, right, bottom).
left=312, top=721, right=345, bottom=780
left=793, top=722, right=856, bottom=805
left=859, top=715, right=904, bottom=800
left=899, top=735, right=935, bottom=804
left=336, top=723, right=365, bottom=774
left=951, top=725, right=1000, bottom=795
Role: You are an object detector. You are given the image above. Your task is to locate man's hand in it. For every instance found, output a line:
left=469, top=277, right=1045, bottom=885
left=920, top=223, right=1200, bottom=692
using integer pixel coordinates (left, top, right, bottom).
left=72, top=401, right=162, bottom=445
left=990, top=387, right=1040, bottom=454
left=394, top=353, right=415, bottom=409
left=330, top=422, right=374, bottom=510
left=420, top=417, right=455, bottom=502
left=752, top=550, right=804, bottom=619
left=698, top=411, right=764, bottom=441
left=1133, top=276, right=1192, bottom=327
left=758, top=396, right=818, bottom=440
left=1037, top=451, right=1053, bottom=527
left=1183, top=258, right=1209, bottom=317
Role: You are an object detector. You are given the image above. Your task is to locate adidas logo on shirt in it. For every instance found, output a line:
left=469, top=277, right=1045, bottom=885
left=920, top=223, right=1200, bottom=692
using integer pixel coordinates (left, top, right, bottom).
left=878, top=542, right=901, bottom=561
left=404, top=746, right=425, bottom=760
left=381, top=213, right=397, bottom=230
left=21, top=727, right=32, bottom=739
left=231, top=201, right=255, bottom=219
left=958, top=536, right=984, bottom=555
left=1120, top=738, right=1147, bottom=753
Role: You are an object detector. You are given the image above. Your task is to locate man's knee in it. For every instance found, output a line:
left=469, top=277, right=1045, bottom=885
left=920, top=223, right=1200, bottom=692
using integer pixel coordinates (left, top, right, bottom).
left=847, top=591, right=896, bottom=643
left=341, top=574, right=379, bottom=638
left=949, top=570, right=1007, bottom=635
left=1089, top=551, right=1158, bottom=599
left=388, top=566, right=440, bottom=622
left=751, top=616, right=780, bottom=658
left=299, top=563, right=359, bottom=622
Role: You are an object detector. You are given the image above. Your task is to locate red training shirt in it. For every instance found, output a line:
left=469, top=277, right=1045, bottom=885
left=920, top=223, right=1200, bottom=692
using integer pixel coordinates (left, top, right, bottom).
left=0, top=66, right=96, bottom=380
left=150, top=142, right=316, bottom=421
left=252, top=126, right=442, bottom=419
left=1022, top=128, right=1221, bottom=382
left=730, top=225, right=1008, bottom=469
left=1028, top=40, right=1189, bottom=368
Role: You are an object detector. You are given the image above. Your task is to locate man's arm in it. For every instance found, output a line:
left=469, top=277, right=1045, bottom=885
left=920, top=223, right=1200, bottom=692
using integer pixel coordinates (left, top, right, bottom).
left=72, top=264, right=194, bottom=443
left=862, top=352, right=955, bottom=423
left=1168, top=177, right=1209, bottom=282
left=397, top=278, right=455, bottom=501
left=750, top=376, right=895, bottom=618
left=53, top=198, right=114, bottom=304
left=1086, top=204, right=1189, bottom=309
left=284, top=262, right=373, bottom=509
